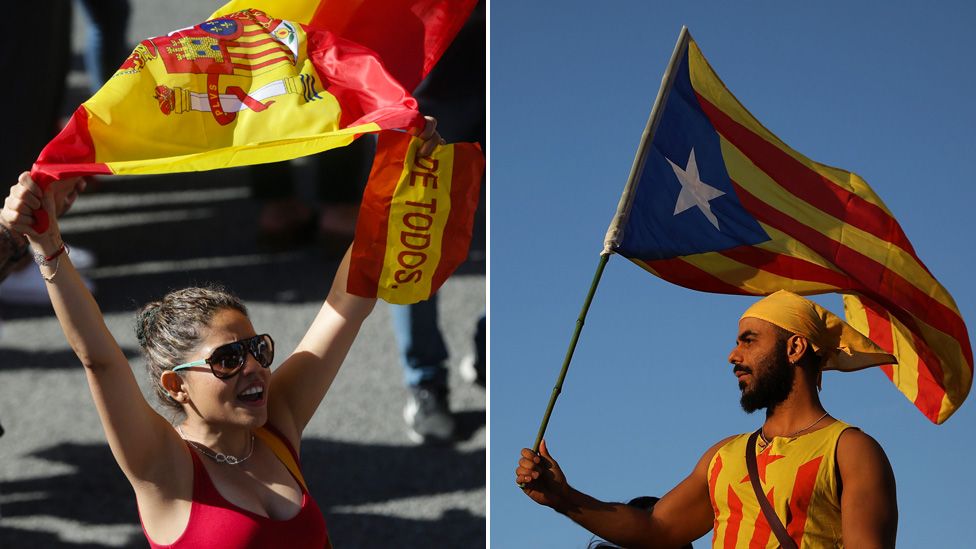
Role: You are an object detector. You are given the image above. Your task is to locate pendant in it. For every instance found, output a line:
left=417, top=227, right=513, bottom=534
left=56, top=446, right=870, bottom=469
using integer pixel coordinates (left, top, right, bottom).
left=215, top=452, right=240, bottom=465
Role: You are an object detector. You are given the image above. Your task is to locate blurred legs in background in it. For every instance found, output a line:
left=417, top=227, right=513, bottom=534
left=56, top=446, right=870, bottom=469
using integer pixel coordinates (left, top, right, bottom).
left=252, top=137, right=376, bottom=255
left=395, top=296, right=453, bottom=443
left=0, top=3, right=76, bottom=305
left=78, top=0, right=132, bottom=92
left=397, top=298, right=486, bottom=444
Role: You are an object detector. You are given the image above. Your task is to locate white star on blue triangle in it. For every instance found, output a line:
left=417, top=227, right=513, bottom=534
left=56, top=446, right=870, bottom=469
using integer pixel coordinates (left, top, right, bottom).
left=615, top=51, right=770, bottom=260
left=666, top=148, right=725, bottom=230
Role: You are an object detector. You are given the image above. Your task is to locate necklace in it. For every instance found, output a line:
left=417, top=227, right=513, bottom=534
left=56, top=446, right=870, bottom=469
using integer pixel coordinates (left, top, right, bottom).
left=759, top=412, right=830, bottom=448
left=177, top=425, right=254, bottom=465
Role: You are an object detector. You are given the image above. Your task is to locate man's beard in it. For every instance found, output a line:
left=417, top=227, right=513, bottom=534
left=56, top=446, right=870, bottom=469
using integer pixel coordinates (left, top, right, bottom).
left=739, top=342, right=795, bottom=413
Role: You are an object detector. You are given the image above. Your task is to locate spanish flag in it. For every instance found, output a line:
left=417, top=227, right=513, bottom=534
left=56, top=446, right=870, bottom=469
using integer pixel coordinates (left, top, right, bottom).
left=30, top=4, right=483, bottom=306
left=32, top=8, right=423, bottom=188
left=209, top=0, right=480, bottom=91
left=349, top=132, right=483, bottom=304
left=606, top=29, right=971, bottom=424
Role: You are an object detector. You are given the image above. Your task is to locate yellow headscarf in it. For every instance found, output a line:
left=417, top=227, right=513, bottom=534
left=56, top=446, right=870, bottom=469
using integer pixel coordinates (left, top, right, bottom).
left=740, top=290, right=896, bottom=372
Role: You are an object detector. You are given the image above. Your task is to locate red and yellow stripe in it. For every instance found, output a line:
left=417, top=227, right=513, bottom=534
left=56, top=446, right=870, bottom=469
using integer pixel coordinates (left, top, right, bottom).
left=348, top=131, right=483, bottom=304
left=227, top=22, right=294, bottom=75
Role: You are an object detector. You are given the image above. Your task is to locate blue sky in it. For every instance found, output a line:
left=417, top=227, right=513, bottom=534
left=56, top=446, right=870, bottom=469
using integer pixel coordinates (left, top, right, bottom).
left=490, top=1, right=976, bottom=547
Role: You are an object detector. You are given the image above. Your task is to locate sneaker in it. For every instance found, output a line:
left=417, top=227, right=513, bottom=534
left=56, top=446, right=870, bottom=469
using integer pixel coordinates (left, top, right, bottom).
left=403, top=384, right=456, bottom=444
left=459, top=354, right=485, bottom=388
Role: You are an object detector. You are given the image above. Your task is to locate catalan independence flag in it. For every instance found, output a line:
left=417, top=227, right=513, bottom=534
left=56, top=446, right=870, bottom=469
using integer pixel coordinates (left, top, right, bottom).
left=606, top=29, right=972, bottom=424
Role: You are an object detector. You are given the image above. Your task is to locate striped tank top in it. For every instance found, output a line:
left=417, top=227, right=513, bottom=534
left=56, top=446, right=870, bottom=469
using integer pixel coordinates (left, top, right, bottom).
left=707, top=420, right=852, bottom=548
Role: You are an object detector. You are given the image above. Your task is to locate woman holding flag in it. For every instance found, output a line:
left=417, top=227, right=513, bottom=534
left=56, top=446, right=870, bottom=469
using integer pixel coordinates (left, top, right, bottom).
left=0, top=122, right=442, bottom=547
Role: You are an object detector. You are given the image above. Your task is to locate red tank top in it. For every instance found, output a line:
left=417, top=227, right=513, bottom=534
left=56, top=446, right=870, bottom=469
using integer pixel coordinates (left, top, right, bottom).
left=142, top=426, right=330, bottom=548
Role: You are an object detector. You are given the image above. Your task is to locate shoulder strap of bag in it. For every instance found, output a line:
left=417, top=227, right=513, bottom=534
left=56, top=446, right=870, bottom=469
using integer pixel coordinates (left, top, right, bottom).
left=746, top=430, right=797, bottom=549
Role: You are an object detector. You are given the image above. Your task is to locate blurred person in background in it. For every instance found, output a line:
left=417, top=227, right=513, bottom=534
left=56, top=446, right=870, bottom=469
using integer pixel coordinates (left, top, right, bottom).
left=78, top=0, right=132, bottom=93
left=0, top=1, right=131, bottom=304
left=395, top=0, right=485, bottom=445
left=586, top=497, right=693, bottom=549
left=251, top=138, right=375, bottom=254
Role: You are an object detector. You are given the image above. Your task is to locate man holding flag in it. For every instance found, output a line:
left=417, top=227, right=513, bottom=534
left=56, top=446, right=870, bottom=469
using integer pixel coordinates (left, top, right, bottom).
left=515, top=25, right=969, bottom=549
left=517, top=290, right=898, bottom=548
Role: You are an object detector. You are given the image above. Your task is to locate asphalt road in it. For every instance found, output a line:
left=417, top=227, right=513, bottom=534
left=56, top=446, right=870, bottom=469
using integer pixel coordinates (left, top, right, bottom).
left=0, top=3, right=486, bottom=547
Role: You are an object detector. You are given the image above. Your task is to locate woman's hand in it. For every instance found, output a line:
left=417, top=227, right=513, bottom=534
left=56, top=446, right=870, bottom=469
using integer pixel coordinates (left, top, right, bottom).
left=1, top=172, right=63, bottom=256
left=412, top=115, right=447, bottom=157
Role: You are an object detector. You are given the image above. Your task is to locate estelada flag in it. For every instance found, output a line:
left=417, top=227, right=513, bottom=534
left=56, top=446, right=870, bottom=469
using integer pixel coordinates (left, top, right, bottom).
left=30, top=6, right=425, bottom=218
left=605, top=29, right=971, bottom=424
left=349, top=131, right=483, bottom=304
left=209, top=0, right=480, bottom=91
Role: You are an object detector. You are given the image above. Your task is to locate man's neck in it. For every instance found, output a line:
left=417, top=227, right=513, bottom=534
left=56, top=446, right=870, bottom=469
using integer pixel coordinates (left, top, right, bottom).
left=762, top=381, right=827, bottom=438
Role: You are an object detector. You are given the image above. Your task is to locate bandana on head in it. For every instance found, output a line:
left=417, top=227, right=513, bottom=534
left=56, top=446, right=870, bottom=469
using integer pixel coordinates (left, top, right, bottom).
left=740, top=290, right=896, bottom=372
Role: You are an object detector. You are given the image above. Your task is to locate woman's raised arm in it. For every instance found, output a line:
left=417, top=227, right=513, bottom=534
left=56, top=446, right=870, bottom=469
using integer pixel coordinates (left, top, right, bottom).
left=268, top=246, right=376, bottom=444
left=268, top=118, right=444, bottom=445
left=268, top=116, right=444, bottom=448
left=1, top=172, right=184, bottom=485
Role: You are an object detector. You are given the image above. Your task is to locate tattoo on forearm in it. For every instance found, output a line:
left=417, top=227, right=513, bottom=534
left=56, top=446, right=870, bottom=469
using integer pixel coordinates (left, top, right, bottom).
left=0, top=226, right=29, bottom=281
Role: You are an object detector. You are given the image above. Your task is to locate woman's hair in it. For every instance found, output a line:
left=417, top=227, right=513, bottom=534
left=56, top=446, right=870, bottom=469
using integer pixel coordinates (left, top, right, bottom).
left=135, top=285, right=247, bottom=414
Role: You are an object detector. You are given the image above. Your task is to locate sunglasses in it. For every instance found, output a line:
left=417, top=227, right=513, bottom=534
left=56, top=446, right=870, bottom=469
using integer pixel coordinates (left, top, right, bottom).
left=172, top=334, right=275, bottom=379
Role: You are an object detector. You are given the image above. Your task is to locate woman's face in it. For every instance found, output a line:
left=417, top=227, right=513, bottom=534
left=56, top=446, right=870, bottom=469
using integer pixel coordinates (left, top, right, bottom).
left=179, top=308, right=271, bottom=429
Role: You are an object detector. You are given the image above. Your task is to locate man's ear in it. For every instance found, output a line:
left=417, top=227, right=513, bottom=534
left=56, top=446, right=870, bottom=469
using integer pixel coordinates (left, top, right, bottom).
left=160, top=371, right=188, bottom=403
left=786, top=333, right=810, bottom=365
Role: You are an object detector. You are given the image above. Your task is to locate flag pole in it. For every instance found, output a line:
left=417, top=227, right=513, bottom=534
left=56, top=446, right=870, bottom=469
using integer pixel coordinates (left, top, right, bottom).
left=527, top=26, right=691, bottom=456
left=529, top=252, right=610, bottom=453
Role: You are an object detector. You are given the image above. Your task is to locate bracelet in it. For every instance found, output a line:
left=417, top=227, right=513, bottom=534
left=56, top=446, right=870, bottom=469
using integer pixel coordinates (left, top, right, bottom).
left=46, top=244, right=67, bottom=262
left=33, top=243, right=70, bottom=283
left=41, top=254, right=63, bottom=282
left=31, top=242, right=67, bottom=267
